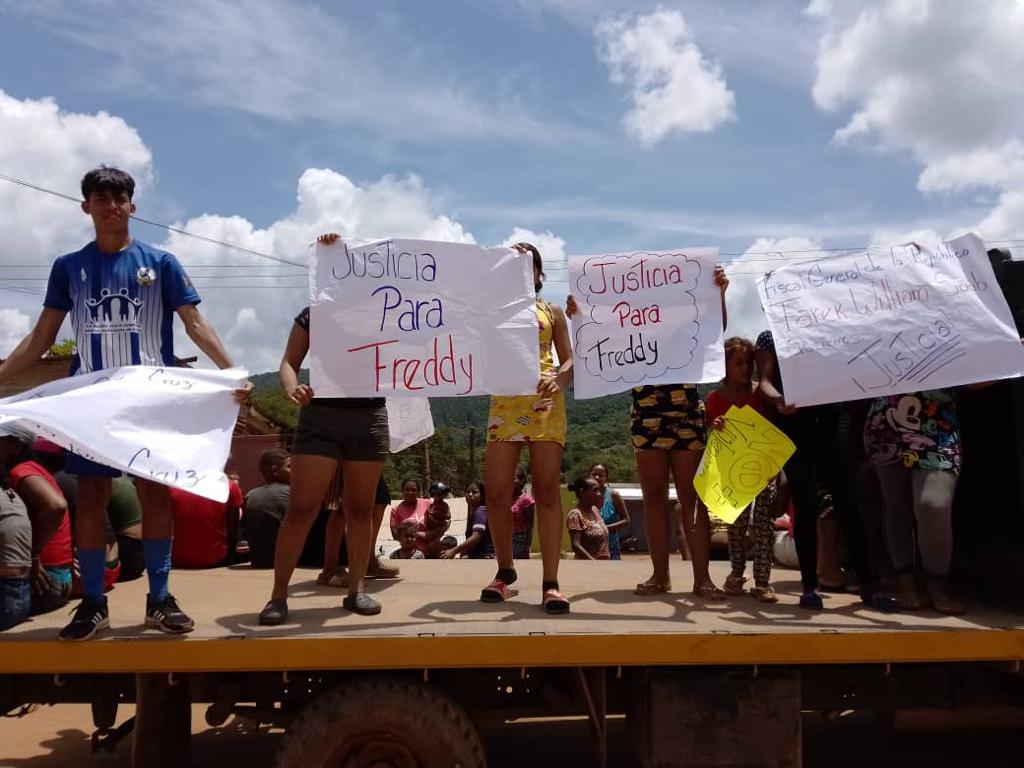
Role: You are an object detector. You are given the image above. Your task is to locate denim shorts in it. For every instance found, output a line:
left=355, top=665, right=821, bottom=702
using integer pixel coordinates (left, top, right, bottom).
left=0, top=577, right=31, bottom=632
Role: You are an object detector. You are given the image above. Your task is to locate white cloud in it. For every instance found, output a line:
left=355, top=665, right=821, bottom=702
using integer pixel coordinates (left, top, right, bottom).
left=499, top=227, right=567, bottom=266
left=809, top=0, right=1024, bottom=241
left=0, top=309, right=31, bottom=357
left=724, top=237, right=824, bottom=342
left=0, top=89, right=152, bottom=262
left=596, top=8, right=736, bottom=145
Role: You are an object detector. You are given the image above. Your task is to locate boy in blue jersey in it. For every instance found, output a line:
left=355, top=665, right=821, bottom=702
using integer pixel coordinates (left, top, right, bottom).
left=0, top=167, right=252, bottom=641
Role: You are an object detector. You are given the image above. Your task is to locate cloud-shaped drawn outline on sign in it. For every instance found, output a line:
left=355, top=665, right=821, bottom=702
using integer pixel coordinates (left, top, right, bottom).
left=573, top=251, right=702, bottom=386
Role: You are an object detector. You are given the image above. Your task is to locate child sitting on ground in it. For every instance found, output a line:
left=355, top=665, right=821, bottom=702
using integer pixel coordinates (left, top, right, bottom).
left=424, top=482, right=451, bottom=557
left=706, top=337, right=778, bottom=603
left=390, top=521, right=425, bottom=560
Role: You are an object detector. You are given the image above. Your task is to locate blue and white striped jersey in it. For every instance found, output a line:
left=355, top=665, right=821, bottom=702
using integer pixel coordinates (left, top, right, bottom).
left=44, top=240, right=200, bottom=375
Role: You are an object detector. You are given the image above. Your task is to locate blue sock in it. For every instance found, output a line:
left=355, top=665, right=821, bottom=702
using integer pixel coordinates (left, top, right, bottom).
left=143, top=538, right=173, bottom=605
left=78, top=548, right=106, bottom=604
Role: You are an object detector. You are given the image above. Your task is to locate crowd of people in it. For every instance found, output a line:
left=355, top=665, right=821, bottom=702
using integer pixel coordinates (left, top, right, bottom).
left=1, top=165, right=1022, bottom=641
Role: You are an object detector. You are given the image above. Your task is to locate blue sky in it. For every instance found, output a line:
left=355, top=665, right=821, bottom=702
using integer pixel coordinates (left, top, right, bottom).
left=0, top=0, right=1021, bottom=371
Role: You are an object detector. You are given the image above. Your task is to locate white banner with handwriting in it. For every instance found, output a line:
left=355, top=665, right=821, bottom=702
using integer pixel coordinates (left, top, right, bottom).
left=569, top=248, right=725, bottom=399
left=310, top=239, right=540, bottom=398
left=0, top=366, right=245, bottom=501
left=759, top=233, right=1024, bottom=406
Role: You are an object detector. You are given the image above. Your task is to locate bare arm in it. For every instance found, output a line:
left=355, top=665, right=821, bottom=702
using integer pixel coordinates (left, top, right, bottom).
left=538, top=304, right=574, bottom=396
left=570, top=530, right=596, bottom=561
left=177, top=304, right=235, bottom=369
left=440, top=530, right=482, bottom=559
left=606, top=489, right=630, bottom=532
left=17, top=475, right=68, bottom=557
left=755, top=349, right=786, bottom=407
left=714, top=265, right=729, bottom=330
left=0, top=308, right=66, bottom=385
left=279, top=321, right=314, bottom=406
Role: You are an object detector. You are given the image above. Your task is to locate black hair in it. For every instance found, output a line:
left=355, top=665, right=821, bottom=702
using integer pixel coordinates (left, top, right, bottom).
left=568, top=475, right=599, bottom=497
left=589, top=462, right=608, bottom=475
left=81, top=166, right=136, bottom=201
left=0, top=436, right=35, bottom=485
left=402, top=477, right=421, bottom=491
left=439, top=535, right=458, bottom=550
left=514, top=466, right=528, bottom=482
left=465, top=481, right=486, bottom=506
left=258, top=449, right=289, bottom=482
left=517, top=242, right=545, bottom=292
left=396, top=520, right=418, bottom=536
left=429, top=481, right=449, bottom=497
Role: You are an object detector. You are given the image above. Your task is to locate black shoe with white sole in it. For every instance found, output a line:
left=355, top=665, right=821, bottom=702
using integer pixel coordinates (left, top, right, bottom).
left=58, top=598, right=109, bottom=642
left=144, top=594, right=195, bottom=634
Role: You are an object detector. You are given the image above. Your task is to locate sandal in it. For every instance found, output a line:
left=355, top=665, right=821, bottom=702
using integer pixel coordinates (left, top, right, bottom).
left=723, top=574, right=747, bottom=596
left=317, top=568, right=349, bottom=588
left=367, top=558, right=400, bottom=579
left=692, top=584, right=727, bottom=602
left=634, top=580, right=671, bottom=596
left=541, top=588, right=570, bottom=615
left=751, top=585, right=778, bottom=603
left=926, top=581, right=966, bottom=616
left=480, top=579, right=518, bottom=603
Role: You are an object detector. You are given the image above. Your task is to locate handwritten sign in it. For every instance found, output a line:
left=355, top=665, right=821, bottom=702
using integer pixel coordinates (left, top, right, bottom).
left=569, top=248, right=725, bottom=399
left=759, top=233, right=1024, bottom=406
left=387, top=397, right=434, bottom=452
left=693, top=405, right=795, bottom=524
left=309, top=239, right=540, bottom=398
left=0, top=366, right=246, bottom=502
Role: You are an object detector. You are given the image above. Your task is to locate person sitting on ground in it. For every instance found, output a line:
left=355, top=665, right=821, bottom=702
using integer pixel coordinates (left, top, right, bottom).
left=170, top=472, right=243, bottom=569
left=245, top=449, right=291, bottom=569
left=0, top=428, right=73, bottom=618
left=441, top=481, right=493, bottom=560
left=589, top=463, right=629, bottom=560
left=424, top=481, right=452, bottom=557
left=389, top=477, right=432, bottom=556
left=566, top=476, right=610, bottom=561
left=706, top=336, right=778, bottom=603
left=390, top=521, right=425, bottom=560
left=0, top=485, right=32, bottom=632
left=106, top=476, right=143, bottom=582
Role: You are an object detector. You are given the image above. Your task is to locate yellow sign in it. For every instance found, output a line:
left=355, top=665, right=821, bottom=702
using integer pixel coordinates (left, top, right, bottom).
left=693, top=405, right=796, bottom=524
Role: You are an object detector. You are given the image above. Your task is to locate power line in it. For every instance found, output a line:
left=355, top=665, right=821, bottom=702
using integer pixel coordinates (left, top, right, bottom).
left=2, top=170, right=1022, bottom=272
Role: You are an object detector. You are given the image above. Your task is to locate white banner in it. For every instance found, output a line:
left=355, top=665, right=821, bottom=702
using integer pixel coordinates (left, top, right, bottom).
left=0, top=366, right=245, bottom=502
left=759, top=232, right=1024, bottom=406
left=310, top=239, right=540, bottom=398
left=569, top=248, right=725, bottom=399
left=387, top=397, right=434, bottom=452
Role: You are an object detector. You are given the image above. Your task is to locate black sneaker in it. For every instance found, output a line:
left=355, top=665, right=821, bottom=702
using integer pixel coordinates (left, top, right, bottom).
left=144, top=594, right=195, bottom=634
left=58, top=598, right=109, bottom=642
left=258, top=599, right=289, bottom=626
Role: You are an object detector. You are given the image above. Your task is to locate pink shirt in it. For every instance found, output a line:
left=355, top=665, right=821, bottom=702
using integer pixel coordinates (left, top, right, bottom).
left=511, top=493, right=535, bottom=535
left=390, top=498, right=431, bottom=553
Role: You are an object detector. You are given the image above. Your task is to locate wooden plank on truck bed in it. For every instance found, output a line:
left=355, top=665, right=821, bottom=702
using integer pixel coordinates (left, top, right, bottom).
left=1, top=561, right=1022, bottom=674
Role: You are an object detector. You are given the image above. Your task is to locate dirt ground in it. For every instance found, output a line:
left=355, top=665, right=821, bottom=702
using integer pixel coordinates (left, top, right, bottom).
left=2, top=704, right=1023, bottom=767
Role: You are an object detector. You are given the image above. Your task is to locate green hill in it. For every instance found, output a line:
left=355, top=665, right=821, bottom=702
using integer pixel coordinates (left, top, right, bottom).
left=250, top=371, right=639, bottom=491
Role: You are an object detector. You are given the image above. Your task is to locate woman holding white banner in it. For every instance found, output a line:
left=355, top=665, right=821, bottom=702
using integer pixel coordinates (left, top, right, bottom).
left=258, top=234, right=390, bottom=625
left=481, top=243, right=574, bottom=614
left=566, top=265, right=730, bottom=601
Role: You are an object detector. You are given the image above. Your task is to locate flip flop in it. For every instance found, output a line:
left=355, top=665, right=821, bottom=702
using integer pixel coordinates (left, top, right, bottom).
left=634, top=581, right=671, bottom=596
left=541, top=588, right=570, bottom=615
left=480, top=579, right=518, bottom=603
left=692, top=584, right=727, bottom=602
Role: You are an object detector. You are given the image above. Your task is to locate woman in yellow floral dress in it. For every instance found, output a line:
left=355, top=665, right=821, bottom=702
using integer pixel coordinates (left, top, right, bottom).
left=481, top=243, right=573, bottom=614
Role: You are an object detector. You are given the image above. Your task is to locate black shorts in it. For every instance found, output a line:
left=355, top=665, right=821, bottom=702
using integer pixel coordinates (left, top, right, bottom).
left=293, top=402, right=389, bottom=463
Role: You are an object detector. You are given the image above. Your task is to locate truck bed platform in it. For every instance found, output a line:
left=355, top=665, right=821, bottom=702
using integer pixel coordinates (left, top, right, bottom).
left=2, top=560, right=1022, bottom=674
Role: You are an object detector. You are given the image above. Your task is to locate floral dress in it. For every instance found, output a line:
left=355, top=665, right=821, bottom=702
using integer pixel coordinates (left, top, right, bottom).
left=487, top=301, right=567, bottom=445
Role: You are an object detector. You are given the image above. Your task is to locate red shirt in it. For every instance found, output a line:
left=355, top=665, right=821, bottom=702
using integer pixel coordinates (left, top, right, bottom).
left=170, top=480, right=243, bottom=568
left=8, top=461, right=73, bottom=567
left=705, top=387, right=764, bottom=425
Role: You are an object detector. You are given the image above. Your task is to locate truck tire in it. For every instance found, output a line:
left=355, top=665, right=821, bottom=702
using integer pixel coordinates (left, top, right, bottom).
left=274, top=677, right=486, bottom=768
